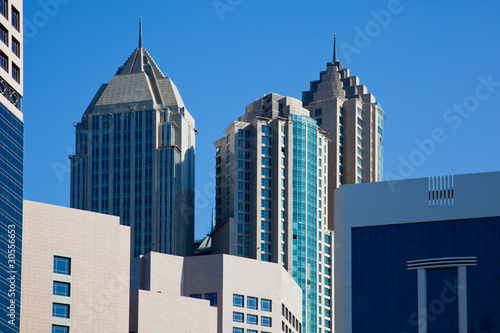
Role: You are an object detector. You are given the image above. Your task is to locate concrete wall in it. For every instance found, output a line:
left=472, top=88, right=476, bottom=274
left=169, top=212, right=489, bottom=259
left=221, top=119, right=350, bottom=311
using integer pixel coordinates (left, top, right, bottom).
left=20, top=200, right=130, bottom=333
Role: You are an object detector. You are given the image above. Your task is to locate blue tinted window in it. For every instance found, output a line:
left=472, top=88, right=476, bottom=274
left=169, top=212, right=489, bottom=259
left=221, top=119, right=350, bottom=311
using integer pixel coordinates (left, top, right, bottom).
left=205, top=293, right=217, bottom=306
left=52, top=303, right=70, bottom=318
left=233, top=312, right=244, bottom=323
left=189, top=294, right=202, bottom=299
left=53, top=256, right=71, bottom=275
left=261, top=316, right=272, bottom=327
left=53, top=282, right=70, bottom=297
left=233, top=294, right=244, bottom=307
left=247, top=296, right=258, bottom=309
left=52, top=325, right=69, bottom=333
left=247, top=314, right=258, bottom=325
left=261, top=299, right=272, bottom=312
left=232, top=328, right=243, bottom=333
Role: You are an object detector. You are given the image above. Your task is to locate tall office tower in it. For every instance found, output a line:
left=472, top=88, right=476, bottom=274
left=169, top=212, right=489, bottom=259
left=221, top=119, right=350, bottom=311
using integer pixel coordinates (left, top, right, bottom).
left=303, top=36, right=385, bottom=229
left=70, top=20, right=196, bottom=258
left=0, top=1, right=23, bottom=332
left=211, top=94, right=333, bottom=333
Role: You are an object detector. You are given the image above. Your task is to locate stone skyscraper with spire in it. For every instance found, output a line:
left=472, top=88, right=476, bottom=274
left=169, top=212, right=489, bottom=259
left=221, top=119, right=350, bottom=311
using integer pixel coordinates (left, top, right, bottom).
left=303, top=34, right=386, bottom=229
left=70, top=19, right=196, bottom=258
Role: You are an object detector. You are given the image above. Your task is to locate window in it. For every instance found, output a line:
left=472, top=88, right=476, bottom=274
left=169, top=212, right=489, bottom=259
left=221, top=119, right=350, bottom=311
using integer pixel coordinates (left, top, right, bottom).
left=0, top=0, right=6, bottom=18
left=233, top=328, right=244, bottom=333
left=0, top=50, right=7, bottom=72
left=261, top=299, right=272, bottom=312
left=53, top=282, right=70, bottom=297
left=247, top=314, right=258, bottom=325
left=0, top=24, right=7, bottom=45
left=52, top=325, right=69, bottom=333
left=11, top=6, right=19, bottom=31
left=247, top=330, right=258, bottom=333
left=52, top=303, right=70, bottom=318
left=233, top=294, right=244, bottom=307
left=261, top=316, right=272, bottom=327
left=317, top=118, right=322, bottom=126
left=12, top=63, right=19, bottom=83
left=314, top=108, right=322, bottom=117
left=54, top=256, right=71, bottom=275
left=233, top=312, right=244, bottom=323
left=247, top=296, right=258, bottom=309
left=261, top=243, right=271, bottom=253
left=205, top=293, right=217, bottom=306
left=261, top=254, right=271, bottom=261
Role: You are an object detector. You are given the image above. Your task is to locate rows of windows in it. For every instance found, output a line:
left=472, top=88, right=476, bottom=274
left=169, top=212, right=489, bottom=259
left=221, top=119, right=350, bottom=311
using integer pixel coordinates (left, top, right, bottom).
left=0, top=1, right=21, bottom=84
left=52, top=256, right=71, bottom=333
left=282, top=304, right=301, bottom=333
left=233, top=328, right=271, bottom=333
left=233, top=312, right=272, bottom=327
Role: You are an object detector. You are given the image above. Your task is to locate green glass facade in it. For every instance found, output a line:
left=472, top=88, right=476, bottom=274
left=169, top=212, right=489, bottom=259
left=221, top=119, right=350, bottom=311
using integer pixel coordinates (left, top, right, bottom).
left=292, top=115, right=318, bottom=333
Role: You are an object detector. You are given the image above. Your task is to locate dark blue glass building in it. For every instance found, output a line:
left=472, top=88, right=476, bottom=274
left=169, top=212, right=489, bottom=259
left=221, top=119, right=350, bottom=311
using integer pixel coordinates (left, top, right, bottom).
left=335, top=172, right=500, bottom=333
left=0, top=103, right=23, bottom=332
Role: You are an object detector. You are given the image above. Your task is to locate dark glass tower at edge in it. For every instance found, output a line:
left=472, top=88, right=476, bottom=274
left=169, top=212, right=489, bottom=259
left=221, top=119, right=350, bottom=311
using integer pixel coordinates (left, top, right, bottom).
left=0, top=1, right=23, bottom=331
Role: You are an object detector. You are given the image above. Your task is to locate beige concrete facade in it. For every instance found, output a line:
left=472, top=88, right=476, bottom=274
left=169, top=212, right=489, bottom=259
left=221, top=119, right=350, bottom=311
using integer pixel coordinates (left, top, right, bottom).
left=303, top=59, right=385, bottom=231
left=131, top=252, right=302, bottom=333
left=20, top=200, right=130, bottom=333
left=212, top=93, right=333, bottom=333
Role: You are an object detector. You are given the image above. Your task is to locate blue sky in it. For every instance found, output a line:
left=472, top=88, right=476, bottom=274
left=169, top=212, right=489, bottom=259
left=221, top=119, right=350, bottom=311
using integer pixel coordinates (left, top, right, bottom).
left=23, top=0, right=500, bottom=239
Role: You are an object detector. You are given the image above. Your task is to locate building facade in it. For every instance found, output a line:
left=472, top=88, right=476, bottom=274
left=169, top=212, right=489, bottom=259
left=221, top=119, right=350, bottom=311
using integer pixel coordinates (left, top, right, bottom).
left=211, top=94, right=333, bottom=333
left=334, top=171, right=500, bottom=333
left=130, top=252, right=302, bottom=333
left=70, top=21, right=196, bottom=258
left=0, top=1, right=23, bottom=332
left=303, top=39, right=385, bottom=229
left=20, top=201, right=130, bottom=333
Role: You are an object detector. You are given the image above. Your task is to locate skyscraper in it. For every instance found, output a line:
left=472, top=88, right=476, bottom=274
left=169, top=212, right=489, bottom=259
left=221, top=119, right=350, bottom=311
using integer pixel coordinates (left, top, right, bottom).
left=0, top=1, right=23, bottom=332
left=211, top=93, right=333, bottom=333
left=303, top=35, right=385, bottom=229
left=70, top=20, right=196, bottom=258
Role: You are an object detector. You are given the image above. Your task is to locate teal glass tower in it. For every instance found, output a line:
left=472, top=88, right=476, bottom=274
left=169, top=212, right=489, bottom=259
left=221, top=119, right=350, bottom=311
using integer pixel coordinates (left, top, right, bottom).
left=211, top=94, right=333, bottom=333
left=0, top=1, right=23, bottom=331
left=70, top=20, right=196, bottom=258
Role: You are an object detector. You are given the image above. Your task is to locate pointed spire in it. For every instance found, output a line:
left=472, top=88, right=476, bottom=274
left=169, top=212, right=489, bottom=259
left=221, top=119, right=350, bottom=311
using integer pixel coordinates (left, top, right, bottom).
left=333, top=33, right=337, bottom=62
left=139, top=17, right=143, bottom=48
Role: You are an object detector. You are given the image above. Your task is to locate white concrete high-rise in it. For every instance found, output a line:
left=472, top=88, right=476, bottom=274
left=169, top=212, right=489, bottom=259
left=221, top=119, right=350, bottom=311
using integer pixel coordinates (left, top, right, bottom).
left=211, top=93, right=333, bottom=333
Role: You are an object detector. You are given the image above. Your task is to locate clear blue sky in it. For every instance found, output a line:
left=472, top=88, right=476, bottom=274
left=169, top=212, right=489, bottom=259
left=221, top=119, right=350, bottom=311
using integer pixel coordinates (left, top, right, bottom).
left=23, top=0, right=500, bottom=239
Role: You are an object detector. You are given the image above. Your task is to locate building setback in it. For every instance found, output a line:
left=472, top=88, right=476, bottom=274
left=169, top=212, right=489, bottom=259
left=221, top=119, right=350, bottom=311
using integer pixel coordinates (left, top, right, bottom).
left=211, top=93, right=333, bottom=333
left=130, top=252, right=302, bottom=333
left=303, top=35, right=385, bottom=230
left=70, top=20, right=196, bottom=258
left=0, top=1, right=23, bottom=332
left=334, top=171, right=500, bottom=333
